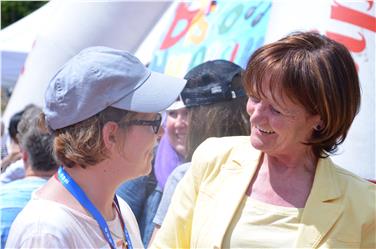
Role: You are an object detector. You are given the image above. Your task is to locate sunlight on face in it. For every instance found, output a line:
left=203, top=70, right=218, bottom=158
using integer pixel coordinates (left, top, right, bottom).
left=118, top=113, right=161, bottom=177
left=166, top=108, right=189, bottom=157
left=246, top=86, right=320, bottom=158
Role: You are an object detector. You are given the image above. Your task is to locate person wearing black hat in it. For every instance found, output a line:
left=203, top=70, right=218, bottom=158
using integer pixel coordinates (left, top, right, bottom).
left=6, top=47, right=186, bottom=249
left=149, top=59, right=250, bottom=246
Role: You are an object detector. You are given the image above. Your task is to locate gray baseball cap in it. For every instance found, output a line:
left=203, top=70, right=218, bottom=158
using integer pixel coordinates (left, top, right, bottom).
left=44, top=46, right=186, bottom=130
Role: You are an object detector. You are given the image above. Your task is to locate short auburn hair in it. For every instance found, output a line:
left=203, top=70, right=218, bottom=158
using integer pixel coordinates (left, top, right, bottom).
left=41, top=107, right=137, bottom=168
left=244, top=31, right=360, bottom=158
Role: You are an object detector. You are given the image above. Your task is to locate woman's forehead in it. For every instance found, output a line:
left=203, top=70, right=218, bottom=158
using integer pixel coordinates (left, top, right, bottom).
left=256, top=79, right=306, bottom=112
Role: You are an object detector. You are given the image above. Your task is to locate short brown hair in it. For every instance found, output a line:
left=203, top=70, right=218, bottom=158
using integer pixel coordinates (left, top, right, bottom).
left=244, top=31, right=360, bottom=158
left=44, top=107, right=137, bottom=168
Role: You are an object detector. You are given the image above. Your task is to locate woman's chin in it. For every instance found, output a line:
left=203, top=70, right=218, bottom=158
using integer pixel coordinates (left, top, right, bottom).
left=250, top=137, right=268, bottom=152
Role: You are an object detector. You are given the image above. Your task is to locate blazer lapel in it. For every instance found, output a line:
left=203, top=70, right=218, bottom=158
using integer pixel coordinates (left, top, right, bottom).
left=210, top=144, right=261, bottom=248
left=295, top=158, right=344, bottom=248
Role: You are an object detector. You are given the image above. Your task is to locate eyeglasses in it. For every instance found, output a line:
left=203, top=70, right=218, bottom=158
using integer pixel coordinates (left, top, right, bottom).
left=120, top=113, right=162, bottom=134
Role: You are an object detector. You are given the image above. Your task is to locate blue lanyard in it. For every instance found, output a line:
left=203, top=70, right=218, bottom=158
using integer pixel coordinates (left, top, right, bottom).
left=57, top=166, right=133, bottom=249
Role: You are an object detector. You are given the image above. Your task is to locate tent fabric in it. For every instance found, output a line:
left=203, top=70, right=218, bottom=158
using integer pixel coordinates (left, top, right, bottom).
left=2, top=0, right=170, bottom=123
left=0, top=2, right=52, bottom=88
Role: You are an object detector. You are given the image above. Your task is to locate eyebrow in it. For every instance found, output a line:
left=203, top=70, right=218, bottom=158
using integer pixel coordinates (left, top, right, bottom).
left=267, top=97, right=300, bottom=117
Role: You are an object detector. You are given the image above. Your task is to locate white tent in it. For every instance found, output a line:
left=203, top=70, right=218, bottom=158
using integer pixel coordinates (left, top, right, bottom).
left=2, top=0, right=170, bottom=123
left=0, top=2, right=53, bottom=88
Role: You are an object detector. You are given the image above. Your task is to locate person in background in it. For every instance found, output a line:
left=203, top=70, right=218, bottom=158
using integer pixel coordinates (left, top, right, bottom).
left=1, top=104, right=44, bottom=184
left=0, top=111, right=23, bottom=174
left=154, top=104, right=188, bottom=191
left=116, top=99, right=188, bottom=247
left=0, top=109, right=28, bottom=185
left=6, top=46, right=186, bottom=248
left=150, top=59, right=249, bottom=245
left=1, top=120, right=8, bottom=160
left=0, top=105, right=59, bottom=248
left=152, top=32, right=375, bottom=248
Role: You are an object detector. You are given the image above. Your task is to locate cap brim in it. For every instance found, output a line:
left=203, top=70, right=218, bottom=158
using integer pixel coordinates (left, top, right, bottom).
left=166, top=100, right=186, bottom=111
left=112, top=71, right=187, bottom=113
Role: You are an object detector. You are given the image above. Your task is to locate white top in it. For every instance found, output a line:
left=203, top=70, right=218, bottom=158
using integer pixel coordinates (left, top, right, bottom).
left=223, top=196, right=303, bottom=248
left=5, top=194, right=144, bottom=249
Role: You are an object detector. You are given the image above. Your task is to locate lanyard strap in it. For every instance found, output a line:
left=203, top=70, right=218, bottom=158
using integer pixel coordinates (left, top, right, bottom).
left=57, top=166, right=133, bottom=249
left=113, top=196, right=133, bottom=249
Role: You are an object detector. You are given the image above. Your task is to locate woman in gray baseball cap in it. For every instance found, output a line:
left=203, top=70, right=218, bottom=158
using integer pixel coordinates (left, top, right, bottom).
left=5, top=46, right=186, bottom=249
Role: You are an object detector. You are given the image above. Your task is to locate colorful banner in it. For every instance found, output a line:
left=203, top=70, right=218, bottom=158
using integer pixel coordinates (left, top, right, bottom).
left=149, top=0, right=272, bottom=76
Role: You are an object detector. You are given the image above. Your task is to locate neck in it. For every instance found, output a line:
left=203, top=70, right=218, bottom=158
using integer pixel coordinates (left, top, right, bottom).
left=266, top=148, right=317, bottom=173
left=25, top=167, right=56, bottom=179
left=63, top=163, right=118, bottom=220
left=247, top=152, right=317, bottom=208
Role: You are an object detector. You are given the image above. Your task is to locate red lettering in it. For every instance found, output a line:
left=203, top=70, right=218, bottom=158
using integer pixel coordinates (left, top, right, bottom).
left=332, top=1, right=376, bottom=32
left=367, top=0, right=373, bottom=11
left=160, top=3, right=199, bottom=50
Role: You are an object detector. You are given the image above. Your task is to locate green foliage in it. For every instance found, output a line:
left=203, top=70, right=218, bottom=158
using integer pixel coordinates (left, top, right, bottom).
left=1, top=1, right=47, bottom=29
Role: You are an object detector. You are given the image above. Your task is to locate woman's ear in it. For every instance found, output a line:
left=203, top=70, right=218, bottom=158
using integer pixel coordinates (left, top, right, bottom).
left=102, top=121, right=118, bottom=150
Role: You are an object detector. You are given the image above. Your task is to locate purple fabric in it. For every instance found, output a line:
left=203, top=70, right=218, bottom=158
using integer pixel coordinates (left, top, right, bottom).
left=154, top=135, right=184, bottom=189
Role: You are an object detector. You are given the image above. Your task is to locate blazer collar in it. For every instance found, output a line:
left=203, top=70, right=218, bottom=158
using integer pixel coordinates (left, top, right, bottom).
left=295, top=157, right=344, bottom=248
left=211, top=141, right=262, bottom=248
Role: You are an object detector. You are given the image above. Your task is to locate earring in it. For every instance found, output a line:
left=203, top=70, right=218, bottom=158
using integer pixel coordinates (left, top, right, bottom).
left=314, top=125, right=322, bottom=131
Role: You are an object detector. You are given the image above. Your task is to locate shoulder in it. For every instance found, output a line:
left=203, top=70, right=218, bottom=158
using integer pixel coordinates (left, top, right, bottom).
left=169, top=162, right=191, bottom=182
left=163, top=163, right=191, bottom=196
left=187, top=136, right=259, bottom=190
left=325, top=158, right=375, bottom=215
left=11, top=198, right=82, bottom=227
left=0, top=179, right=43, bottom=209
left=191, top=136, right=256, bottom=171
left=333, top=161, right=375, bottom=198
left=3, top=177, right=47, bottom=190
left=194, top=136, right=251, bottom=156
left=6, top=199, right=76, bottom=247
left=192, top=136, right=253, bottom=167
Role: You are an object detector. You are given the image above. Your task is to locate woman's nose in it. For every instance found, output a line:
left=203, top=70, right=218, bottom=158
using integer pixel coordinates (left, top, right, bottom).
left=248, top=101, right=266, bottom=122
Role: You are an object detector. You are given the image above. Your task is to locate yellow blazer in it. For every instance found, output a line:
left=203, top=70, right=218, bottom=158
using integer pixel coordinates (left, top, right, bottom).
left=152, top=136, right=375, bottom=249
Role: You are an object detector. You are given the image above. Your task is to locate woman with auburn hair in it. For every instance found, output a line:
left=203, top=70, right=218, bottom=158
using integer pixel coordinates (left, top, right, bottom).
left=152, top=32, right=375, bottom=248
left=6, top=46, right=186, bottom=249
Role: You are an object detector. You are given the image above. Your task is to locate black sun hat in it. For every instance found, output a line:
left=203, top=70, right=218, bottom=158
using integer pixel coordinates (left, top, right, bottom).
left=181, top=60, right=245, bottom=108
